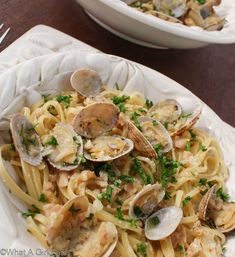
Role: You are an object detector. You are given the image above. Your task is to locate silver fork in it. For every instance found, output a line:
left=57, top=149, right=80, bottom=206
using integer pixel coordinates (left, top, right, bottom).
left=0, top=23, right=10, bottom=44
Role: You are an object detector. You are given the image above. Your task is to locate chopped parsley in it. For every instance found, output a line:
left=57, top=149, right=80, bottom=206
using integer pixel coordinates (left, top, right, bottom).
left=20, top=124, right=37, bottom=152
left=115, top=198, right=123, bottom=206
left=98, top=186, right=113, bottom=203
left=198, top=178, right=207, bottom=186
left=137, top=242, right=148, bottom=257
left=130, top=111, right=142, bottom=130
left=154, top=144, right=179, bottom=188
left=182, top=196, right=192, bottom=207
left=79, top=154, right=86, bottom=164
left=197, top=0, right=206, bottom=5
left=178, top=244, right=185, bottom=254
left=216, top=188, right=230, bottom=202
left=94, top=163, right=115, bottom=181
left=44, top=136, right=58, bottom=147
left=133, top=158, right=153, bottom=185
left=22, top=205, right=40, bottom=219
left=148, top=216, right=160, bottom=226
left=145, top=99, right=153, bottom=109
left=164, top=191, right=172, bottom=200
left=199, top=143, right=207, bottom=152
left=118, top=175, right=134, bottom=184
left=115, top=207, right=137, bottom=227
left=179, top=113, right=192, bottom=119
left=133, top=206, right=143, bottom=218
left=208, top=180, right=215, bottom=188
left=185, top=141, right=191, bottom=151
left=56, top=95, right=72, bottom=108
left=116, top=207, right=124, bottom=220
left=189, top=129, right=197, bottom=141
left=38, top=193, right=47, bottom=202
left=112, top=95, right=130, bottom=105
left=163, top=122, right=168, bottom=129
left=152, top=120, right=158, bottom=127
left=9, top=144, right=15, bottom=151
left=73, top=136, right=81, bottom=146
left=118, top=102, right=128, bottom=113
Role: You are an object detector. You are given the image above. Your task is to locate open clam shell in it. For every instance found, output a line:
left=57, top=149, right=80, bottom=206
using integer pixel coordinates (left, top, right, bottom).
left=138, top=116, right=173, bottom=153
left=70, top=69, right=102, bottom=97
left=46, top=196, right=118, bottom=256
left=129, top=183, right=165, bottom=219
left=84, top=135, right=134, bottom=162
left=10, top=114, right=43, bottom=166
left=198, top=185, right=216, bottom=221
left=145, top=206, right=183, bottom=240
left=150, top=99, right=202, bottom=136
left=215, top=203, right=235, bottom=233
left=73, top=103, right=119, bottom=139
left=43, top=122, right=83, bottom=171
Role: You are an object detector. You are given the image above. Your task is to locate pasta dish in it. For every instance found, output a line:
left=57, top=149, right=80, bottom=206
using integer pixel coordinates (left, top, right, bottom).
left=0, top=68, right=234, bottom=257
left=123, top=0, right=225, bottom=31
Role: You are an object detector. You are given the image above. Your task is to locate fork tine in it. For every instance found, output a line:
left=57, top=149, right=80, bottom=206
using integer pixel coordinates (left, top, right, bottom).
left=0, top=23, right=4, bottom=30
left=0, top=27, right=10, bottom=44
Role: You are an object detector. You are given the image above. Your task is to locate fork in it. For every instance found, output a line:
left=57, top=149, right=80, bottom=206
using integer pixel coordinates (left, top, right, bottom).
left=0, top=23, right=10, bottom=44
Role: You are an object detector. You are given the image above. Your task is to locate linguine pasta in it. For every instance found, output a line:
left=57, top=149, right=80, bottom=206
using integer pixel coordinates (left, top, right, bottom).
left=0, top=73, right=234, bottom=257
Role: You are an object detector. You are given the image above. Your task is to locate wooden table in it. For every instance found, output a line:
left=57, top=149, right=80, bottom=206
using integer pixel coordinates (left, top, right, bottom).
left=1, top=0, right=235, bottom=127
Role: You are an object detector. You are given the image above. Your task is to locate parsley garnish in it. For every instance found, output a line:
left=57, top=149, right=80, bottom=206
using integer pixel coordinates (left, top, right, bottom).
left=118, top=175, right=134, bottom=184
left=179, top=113, right=192, bottom=119
left=118, top=103, right=127, bottom=113
left=130, top=111, right=142, bottom=130
left=56, top=95, right=72, bottom=108
left=208, top=180, right=215, bottom=188
left=45, top=136, right=58, bottom=147
left=185, top=141, right=191, bottom=151
left=133, top=158, right=153, bottom=185
left=137, top=242, right=148, bottom=257
left=38, top=193, right=47, bottom=202
left=115, top=207, right=137, bottom=227
left=182, top=196, right=192, bottom=207
left=163, top=122, right=168, bottom=129
left=216, top=188, right=230, bottom=202
left=115, top=198, right=123, bottom=206
left=20, top=124, right=37, bottom=152
left=73, top=136, right=81, bottom=147
left=112, top=95, right=130, bottom=104
left=133, top=206, right=143, bottom=218
left=199, top=143, right=207, bottom=152
left=148, top=216, right=160, bottom=226
left=9, top=144, right=15, bottom=151
left=145, top=99, right=153, bottom=109
left=22, top=205, right=40, bottom=219
left=164, top=191, right=172, bottom=200
left=116, top=207, right=124, bottom=220
left=94, top=163, right=115, bottom=181
left=197, top=0, right=206, bottom=5
left=198, top=178, right=207, bottom=186
left=189, top=129, right=197, bottom=141
left=98, top=186, right=113, bottom=203
left=152, top=120, right=158, bottom=127
left=178, top=244, right=185, bottom=253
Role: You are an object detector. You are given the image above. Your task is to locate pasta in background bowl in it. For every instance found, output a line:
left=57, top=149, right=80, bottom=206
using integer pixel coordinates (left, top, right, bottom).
left=0, top=50, right=235, bottom=256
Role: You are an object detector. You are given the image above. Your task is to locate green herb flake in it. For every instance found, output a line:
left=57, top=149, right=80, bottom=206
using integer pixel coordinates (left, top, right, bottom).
left=182, top=196, right=192, bottom=207
left=216, top=188, right=230, bottom=202
left=137, top=242, right=148, bottom=257
left=163, top=122, right=168, bottom=129
left=69, top=203, right=80, bottom=215
left=179, top=113, right=192, bottom=119
left=189, top=129, right=197, bottom=141
left=45, top=136, right=58, bottom=147
left=118, top=175, right=134, bottom=184
left=112, top=95, right=130, bottom=105
left=208, top=180, right=215, bottom=188
left=152, top=120, right=158, bottom=127
left=149, top=216, right=160, bottom=226
left=115, top=198, right=123, bottom=206
left=118, top=102, right=127, bottom=113
left=145, top=99, right=153, bottom=109
left=73, top=136, right=81, bottom=147
left=178, top=244, right=185, bottom=253
left=38, top=193, right=47, bottom=203
left=164, top=191, right=172, bottom=200
left=197, top=0, right=206, bottom=5
left=56, top=95, right=72, bottom=108
left=185, top=141, right=191, bottom=151
left=133, top=158, right=153, bottom=185
left=130, top=111, right=142, bottom=131
left=133, top=206, right=143, bottom=218
left=22, top=205, right=40, bottom=219
left=99, top=186, right=113, bottom=203
left=116, top=207, right=124, bottom=220
left=9, top=144, right=15, bottom=151
left=199, top=143, right=207, bottom=152
left=198, top=178, right=207, bottom=186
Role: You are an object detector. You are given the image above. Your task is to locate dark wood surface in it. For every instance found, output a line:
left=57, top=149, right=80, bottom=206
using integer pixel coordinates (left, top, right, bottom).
left=1, top=0, right=235, bottom=127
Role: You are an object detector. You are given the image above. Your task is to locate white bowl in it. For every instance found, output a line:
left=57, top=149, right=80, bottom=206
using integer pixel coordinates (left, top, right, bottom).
left=0, top=50, right=235, bottom=256
left=76, top=0, right=235, bottom=49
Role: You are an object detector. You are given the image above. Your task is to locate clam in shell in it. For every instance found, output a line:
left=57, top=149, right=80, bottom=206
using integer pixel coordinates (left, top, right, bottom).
left=73, top=103, right=119, bottom=139
left=138, top=116, right=173, bottom=153
left=129, top=183, right=165, bottom=219
left=10, top=114, right=43, bottom=166
left=70, top=69, right=102, bottom=97
left=150, top=99, right=201, bottom=136
left=46, top=196, right=118, bottom=256
left=145, top=206, right=183, bottom=240
left=42, top=123, right=83, bottom=171
left=84, top=135, right=134, bottom=162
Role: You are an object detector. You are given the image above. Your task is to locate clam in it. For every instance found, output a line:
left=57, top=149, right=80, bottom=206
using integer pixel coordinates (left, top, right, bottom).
left=46, top=195, right=118, bottom=256
left=10, top=114, right=43, bottom=166
left=149, top=99, right=201, bottom=136
left=145, top=206, right=183, bottom=240
left=70, top=69, right=102, bottom=97
left=42, top=123, right=83, bottom=171
left=129, top=183, right=165, bottom=219
left=138, top=116, right=173, bottom=153
left=73, top=103, right=119, bottom=139
left=84, top=135, right=134, bottom=162
left=153, top=0, right=187, bottom=18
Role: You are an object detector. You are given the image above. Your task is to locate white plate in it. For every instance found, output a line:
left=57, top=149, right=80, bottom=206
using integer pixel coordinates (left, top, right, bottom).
left=0, top=50, right=235, bottom=256
left=76, top=0, right=235, bottom=49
